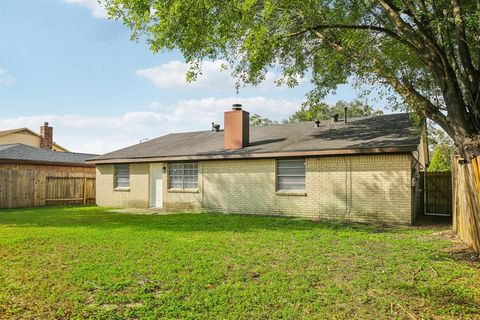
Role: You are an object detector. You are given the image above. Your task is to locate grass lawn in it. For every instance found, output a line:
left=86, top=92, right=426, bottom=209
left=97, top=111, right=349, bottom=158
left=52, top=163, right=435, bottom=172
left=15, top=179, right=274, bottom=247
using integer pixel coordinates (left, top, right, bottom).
left=0, top=207, right=479, bottom=319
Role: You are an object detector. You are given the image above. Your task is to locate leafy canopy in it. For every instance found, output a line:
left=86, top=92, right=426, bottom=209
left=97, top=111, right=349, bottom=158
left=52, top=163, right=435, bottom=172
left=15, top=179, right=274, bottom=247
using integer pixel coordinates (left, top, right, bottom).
left=427, top=123, right=456, bottom=171
left=287, top=100, right=383, bottom=122
left=428, top=146, right=452, bottom=171
left=106, top=0, right=480, bottom=158
left=249, top=114, right=278, bottom=127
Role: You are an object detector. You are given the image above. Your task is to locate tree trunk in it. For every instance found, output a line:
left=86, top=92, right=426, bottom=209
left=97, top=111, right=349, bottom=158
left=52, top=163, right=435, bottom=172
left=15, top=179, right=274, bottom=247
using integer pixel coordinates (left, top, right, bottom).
left=456, top=133, right=480, bottom=160
left=435, top=69, right=480, bottom=162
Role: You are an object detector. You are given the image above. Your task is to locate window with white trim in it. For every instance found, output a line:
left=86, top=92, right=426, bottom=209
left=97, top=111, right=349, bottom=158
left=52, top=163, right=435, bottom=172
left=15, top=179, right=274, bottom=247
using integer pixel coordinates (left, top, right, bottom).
left=276, top=159, right=306, bottom=191
left=168, top=162, right=198, bottom=189
left=114, top=164, right=130, bottom=189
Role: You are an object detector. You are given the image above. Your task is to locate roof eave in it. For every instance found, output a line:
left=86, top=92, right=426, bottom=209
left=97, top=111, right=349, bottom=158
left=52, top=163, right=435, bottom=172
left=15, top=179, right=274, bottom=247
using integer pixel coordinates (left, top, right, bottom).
left=0, top=159, right=95, bottom=167
left=87, top=145, right=418, bottom=164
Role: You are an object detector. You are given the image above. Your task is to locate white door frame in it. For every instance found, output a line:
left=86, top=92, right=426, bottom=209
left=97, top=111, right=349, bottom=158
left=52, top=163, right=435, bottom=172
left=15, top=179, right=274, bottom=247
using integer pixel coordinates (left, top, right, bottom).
left=150, top=163, right=163, bottom=208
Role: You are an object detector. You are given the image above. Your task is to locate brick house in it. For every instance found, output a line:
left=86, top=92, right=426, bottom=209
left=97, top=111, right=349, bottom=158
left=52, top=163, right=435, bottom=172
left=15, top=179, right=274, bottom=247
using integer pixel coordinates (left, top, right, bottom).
left=88, top=105, right=428, bottom=225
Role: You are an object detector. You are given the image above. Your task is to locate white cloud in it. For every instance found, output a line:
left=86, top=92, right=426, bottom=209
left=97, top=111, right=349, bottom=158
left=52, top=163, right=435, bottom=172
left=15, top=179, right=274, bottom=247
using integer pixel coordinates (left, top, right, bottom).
left=136, top=60, right=301, bottom=92
left=0, top=97, right=301, bottom=154
left=63, top=0, right=107, bottom=19
left=0, top=69, right=15, bottom=85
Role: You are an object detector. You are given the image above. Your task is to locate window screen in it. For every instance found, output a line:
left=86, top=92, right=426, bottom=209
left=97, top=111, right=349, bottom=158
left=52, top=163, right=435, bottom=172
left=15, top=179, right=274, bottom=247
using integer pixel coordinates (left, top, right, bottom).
left=114, top=164, right=130, bottom=188
left=168, top=162, right=198, bottom=189
left=276, top=159, right=306, bottom=191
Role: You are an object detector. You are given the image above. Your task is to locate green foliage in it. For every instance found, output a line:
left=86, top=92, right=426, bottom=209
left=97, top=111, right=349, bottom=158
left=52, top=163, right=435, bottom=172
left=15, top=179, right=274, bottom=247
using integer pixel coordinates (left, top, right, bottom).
left=427, top=123, right=456, bottom=172
left=0, top=206, right=479, bottom=318
left=105, top=0, right=480, bottom=158
left=287, top=100, right=383, bottom=122
left=249, top=114, right=278, bottom=127
left=428, top=123, right=456, bottom=154
left=428, top=146, right=452, bottom=172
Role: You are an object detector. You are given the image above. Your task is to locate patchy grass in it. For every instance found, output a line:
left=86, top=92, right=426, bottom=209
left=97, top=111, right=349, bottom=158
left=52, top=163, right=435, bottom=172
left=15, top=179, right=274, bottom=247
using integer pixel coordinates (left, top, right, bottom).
left=0, top=206, right=479, bottom=319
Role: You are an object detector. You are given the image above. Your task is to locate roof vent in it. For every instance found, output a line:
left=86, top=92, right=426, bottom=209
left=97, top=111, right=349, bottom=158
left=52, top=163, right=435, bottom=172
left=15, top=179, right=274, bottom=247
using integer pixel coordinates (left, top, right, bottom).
left=232, top=104, right=243, bottom=111
left=314, top=120, right=321, bottom=128
left=211, top=122, right=220, bottom=132
left=331, top=114, right=339, bottom=122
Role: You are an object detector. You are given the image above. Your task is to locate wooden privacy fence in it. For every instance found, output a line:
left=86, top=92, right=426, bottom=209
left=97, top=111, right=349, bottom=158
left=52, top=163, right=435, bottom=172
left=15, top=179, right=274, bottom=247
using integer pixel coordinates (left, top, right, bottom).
left=46, top=176, right=95, bottom=205
left=0, top=169, right=95, bottom=209
left=424, top=171, right=452, bottom=216
left=452, top=156, right=480, bottom=254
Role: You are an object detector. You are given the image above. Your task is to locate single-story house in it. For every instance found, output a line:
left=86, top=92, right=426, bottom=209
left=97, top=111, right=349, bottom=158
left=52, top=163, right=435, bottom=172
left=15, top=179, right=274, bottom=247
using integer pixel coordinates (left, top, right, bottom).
left=88, top=105, right=428, bottom=225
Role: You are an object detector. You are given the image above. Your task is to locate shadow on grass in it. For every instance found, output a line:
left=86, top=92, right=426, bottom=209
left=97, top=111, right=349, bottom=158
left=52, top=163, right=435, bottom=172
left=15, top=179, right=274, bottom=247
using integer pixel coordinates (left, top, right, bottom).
left=0, top=205, right=417, bottom=235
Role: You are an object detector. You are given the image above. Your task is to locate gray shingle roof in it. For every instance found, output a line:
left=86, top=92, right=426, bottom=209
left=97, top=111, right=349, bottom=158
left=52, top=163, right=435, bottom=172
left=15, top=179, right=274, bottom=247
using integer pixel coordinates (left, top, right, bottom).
left=90, top=113, right=421, bottom=163
left=0, top=144, right=97, bottom=165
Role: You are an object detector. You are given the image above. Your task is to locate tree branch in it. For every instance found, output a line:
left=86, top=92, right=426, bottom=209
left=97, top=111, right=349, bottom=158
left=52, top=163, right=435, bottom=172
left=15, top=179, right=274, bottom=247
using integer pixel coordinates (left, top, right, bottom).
left=383, top=73, right=453, bottom=137
left=451, top=0, right=480, bottom=87
left=284, top=23, right=415, bottom=49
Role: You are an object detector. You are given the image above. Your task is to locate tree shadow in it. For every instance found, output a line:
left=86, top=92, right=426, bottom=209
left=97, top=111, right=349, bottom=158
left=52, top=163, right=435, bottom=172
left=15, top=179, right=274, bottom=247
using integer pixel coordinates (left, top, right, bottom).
left=309, top=115, right=421, bottom=148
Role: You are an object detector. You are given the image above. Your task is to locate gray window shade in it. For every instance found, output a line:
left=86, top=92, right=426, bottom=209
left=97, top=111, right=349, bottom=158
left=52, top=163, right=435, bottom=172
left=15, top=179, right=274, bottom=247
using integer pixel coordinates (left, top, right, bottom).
left=168, top=162, right=198, bottom=189
left=277, top=159, right=305, bottom=191
left=114, top=164, right=130, bottom=188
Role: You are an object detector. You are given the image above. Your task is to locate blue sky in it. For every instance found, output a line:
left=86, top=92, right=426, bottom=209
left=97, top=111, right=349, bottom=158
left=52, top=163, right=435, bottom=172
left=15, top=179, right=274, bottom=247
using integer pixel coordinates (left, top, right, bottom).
left=0, top=0, right=386, bottom=153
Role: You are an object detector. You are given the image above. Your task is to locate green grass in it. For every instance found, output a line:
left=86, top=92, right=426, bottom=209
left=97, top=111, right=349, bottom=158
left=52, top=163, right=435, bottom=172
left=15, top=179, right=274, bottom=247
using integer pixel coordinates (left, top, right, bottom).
left=0, top=207, right=479, bottom=319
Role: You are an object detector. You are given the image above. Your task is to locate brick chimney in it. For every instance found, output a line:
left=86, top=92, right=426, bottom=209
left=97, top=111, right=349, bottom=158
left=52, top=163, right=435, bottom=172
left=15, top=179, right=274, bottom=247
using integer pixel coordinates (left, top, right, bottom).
left=224, top=104, right=249, bottom=150
left=40, top=122, right=53, bottom=150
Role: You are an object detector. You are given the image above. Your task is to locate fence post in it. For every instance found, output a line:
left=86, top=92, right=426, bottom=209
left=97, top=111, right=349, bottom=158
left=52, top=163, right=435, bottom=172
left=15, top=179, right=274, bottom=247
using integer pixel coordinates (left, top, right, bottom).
left=83, top=177, right=87, bottom=205
left=452, top=156, right=457, bottom=233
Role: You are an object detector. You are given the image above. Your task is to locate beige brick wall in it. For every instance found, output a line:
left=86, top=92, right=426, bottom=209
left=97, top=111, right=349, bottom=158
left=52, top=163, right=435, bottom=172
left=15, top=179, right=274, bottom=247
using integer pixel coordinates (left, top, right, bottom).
left=96, top=154, right=414, bottom=224
left=164, top=154, right=413, bottom=224
left=96, top=163, right=150, bottom=208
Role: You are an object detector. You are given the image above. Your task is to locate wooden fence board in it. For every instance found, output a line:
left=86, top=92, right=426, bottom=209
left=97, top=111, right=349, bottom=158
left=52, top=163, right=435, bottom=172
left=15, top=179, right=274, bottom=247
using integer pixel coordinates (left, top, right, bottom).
left=45, top=176, right=95, bottom=205
left=453, top=156, right=480, bottom=254
left=0, top=165, right=95, bottom=209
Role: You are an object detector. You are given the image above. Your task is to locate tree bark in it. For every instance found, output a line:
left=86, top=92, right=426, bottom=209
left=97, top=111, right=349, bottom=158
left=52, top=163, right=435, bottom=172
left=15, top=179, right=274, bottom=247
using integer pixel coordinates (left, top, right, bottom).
left=452, top=132, right=480, bottom=160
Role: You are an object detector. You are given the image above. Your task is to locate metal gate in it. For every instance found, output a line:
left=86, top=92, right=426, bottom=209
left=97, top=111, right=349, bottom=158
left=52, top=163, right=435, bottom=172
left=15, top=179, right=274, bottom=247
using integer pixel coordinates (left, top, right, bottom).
left=424, top=171, right=452, bottom=216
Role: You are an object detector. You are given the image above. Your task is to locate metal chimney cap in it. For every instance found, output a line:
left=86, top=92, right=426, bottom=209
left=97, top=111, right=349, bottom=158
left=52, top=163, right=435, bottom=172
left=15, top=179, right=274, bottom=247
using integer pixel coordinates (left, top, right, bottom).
left=232, top=104, right=243, bottom=111
left=44, top=121, right=49, bottom=126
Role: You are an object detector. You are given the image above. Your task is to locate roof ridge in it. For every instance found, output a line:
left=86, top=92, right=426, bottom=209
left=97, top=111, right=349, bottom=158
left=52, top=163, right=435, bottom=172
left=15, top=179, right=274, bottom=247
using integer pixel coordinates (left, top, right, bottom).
left=89, top=112, right=420, bottom=163
left=0, top=127, right=30, bottom=137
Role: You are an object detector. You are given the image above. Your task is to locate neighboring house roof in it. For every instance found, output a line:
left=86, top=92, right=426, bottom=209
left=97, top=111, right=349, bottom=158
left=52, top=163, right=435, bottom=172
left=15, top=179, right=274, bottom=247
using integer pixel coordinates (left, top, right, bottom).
left=0, top=143, right=97, bottom=166
left=0, top=127, right=69, bottom=151
left=89, top=113, right=422, bottom=164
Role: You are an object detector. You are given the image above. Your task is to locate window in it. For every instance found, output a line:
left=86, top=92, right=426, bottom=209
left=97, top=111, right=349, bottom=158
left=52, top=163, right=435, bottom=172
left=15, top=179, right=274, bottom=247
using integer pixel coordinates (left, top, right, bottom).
left=276, top=159, right=306, bottom=191
left=168, top=162, right=198, bottom=189
left=114, top=164, right=130, bottom=189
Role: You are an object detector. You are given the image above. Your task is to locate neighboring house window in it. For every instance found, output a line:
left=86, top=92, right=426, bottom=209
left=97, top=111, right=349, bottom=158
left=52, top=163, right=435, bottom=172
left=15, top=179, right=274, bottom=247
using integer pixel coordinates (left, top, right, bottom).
left=114, top=164, right=130, bottom=189
left=168, top=162, right=198, bottom=189
left=276, top=159, right=306, bottom=191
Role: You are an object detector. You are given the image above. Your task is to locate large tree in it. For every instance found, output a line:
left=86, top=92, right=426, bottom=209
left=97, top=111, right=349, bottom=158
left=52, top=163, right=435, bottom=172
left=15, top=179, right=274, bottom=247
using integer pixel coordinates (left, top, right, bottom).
left=106, top=0, right=480, bottom=160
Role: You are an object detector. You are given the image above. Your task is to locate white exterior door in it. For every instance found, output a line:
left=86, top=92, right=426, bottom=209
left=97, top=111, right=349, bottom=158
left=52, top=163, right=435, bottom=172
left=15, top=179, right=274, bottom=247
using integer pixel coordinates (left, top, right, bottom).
left=150, top=163, right=163, bottom=208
